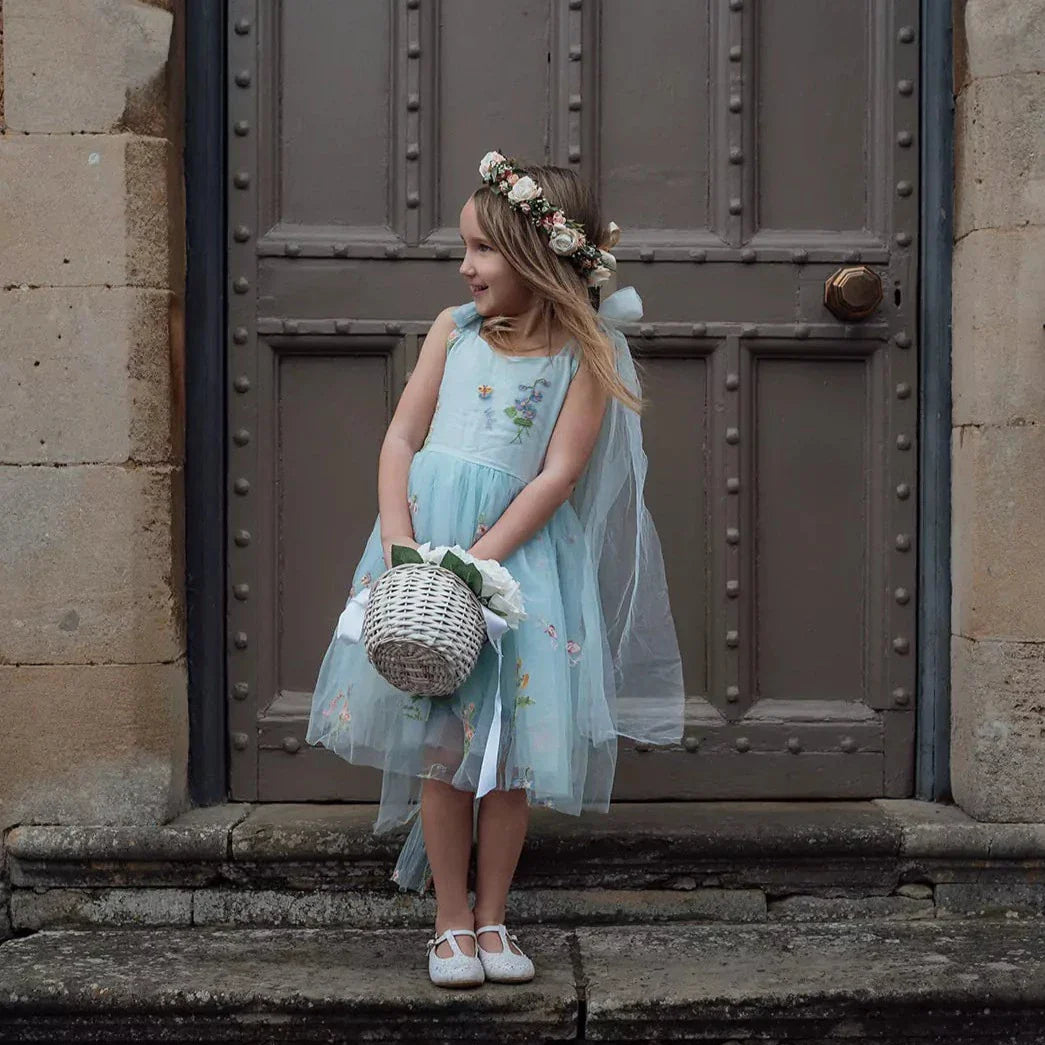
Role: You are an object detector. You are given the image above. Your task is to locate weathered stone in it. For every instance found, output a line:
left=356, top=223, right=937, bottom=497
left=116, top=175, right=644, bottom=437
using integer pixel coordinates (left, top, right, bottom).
left=768, top=893, right=933, bottom=921
left=951, top=636, right=1045, bottom=820
left=578, top=920, right=1045, bottom=1040
left=952, top=228, right=1045, bottom=427
left=0, top=927, right=578, bottom=1041
left=3, top=0, right=173, bottom=135
left=0, top=465, right=184, bottom=662
left=0, top=662, right=187, bottom=827
left=0, top=135, right=170, bottom=288
left=7, top=803, right=250, bottom=864
left=957, top=0, right=1045, bottom=87
left=937, top=882, right=1045, bottom=919
left=0, top=879, right=11, bottom=943
left=193, top=885, right=765, bottom=930
left=0, top=287, right=175, bottom=463
left=895, top=883, right=934, bottom=900
left=12, top=887, right=193, bottom=930
left=231, top=800, right=900, bottom=863
left=952, top=424, right=1045, bottom=640
left=955, top=72, right=1045, bottom=238
left=876, top=797, right=996, bottom=856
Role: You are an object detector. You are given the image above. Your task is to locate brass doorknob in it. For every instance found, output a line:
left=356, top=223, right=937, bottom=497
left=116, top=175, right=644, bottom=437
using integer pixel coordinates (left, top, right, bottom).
left=823, top=265, right=883, bottom=320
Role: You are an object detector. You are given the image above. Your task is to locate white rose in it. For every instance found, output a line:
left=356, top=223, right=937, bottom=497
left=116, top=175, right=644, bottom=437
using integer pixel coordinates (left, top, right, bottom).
left=487, top=589, right=527, bottom=629
left=548, top=224, right=585, bottom=256
left=507, top=176, right=541, bottom=203
left=476, top=560, right=515, bottom=598
left=478, top=151, right=505, bottom=179
left=587, top=265, right=613, bottom=287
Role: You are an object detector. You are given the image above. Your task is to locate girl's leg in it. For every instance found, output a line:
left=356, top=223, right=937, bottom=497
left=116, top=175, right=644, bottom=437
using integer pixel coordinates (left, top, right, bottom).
left=473, top=787, right=530, bottom=954
left=421, top=775, right=477, bottom=958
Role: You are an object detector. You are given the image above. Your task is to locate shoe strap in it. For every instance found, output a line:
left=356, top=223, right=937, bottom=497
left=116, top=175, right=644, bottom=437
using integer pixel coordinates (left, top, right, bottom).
left=475, top=923, right=520, bottom=948
left=428, top=927, right=477, bottom=957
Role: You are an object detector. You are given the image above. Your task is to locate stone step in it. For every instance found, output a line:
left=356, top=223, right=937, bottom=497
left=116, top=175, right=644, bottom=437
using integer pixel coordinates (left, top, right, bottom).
left=1, top=920, right=1044, bottom=1043
left=5, top=800, right=1045, bottom=933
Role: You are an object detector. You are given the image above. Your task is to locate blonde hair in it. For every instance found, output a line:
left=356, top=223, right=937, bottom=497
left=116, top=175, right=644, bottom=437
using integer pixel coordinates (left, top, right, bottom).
left=473, top=162, right=644, bottom=414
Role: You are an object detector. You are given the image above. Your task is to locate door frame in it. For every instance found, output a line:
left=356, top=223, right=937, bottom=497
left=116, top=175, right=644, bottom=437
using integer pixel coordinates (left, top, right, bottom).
left=183, top=0, right=954, bottom=806
left=916, top=0, right=954, bottom=802
left=185, top=0, right=227, bottom=806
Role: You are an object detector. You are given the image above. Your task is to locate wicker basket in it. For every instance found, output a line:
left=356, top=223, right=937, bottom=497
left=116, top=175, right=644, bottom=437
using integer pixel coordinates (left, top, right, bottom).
left=362, top=561, right=488, bottom=697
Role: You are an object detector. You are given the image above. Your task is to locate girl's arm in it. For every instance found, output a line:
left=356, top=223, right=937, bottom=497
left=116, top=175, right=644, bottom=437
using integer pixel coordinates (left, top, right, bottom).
left=378, top=307, right=457, bottom=567
left=468, top=363, right=609, bottom=564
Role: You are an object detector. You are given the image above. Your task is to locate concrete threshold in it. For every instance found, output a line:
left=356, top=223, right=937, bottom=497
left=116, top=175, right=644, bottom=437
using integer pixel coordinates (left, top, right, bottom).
left=1, top=920, right=1045, bottom=1043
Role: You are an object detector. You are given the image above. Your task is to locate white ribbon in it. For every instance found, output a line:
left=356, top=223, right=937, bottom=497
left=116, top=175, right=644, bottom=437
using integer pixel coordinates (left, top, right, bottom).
left=335, top=585, right=509, bottom=799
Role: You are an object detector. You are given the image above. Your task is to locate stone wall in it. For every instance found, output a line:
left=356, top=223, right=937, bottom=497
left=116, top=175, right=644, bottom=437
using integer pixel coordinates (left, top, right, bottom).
left=0, top=0, right=187, bottom=827
left=950, top=0, right=1045, bottom=819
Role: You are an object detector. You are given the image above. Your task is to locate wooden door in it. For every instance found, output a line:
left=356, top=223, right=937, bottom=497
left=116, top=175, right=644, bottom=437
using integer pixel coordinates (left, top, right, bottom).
left=225, top=0, right=919, bottom=802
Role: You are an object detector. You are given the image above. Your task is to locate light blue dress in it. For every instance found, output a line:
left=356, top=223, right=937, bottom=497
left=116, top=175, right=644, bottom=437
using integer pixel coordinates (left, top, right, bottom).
left=306, top=299, right=623, bottom=893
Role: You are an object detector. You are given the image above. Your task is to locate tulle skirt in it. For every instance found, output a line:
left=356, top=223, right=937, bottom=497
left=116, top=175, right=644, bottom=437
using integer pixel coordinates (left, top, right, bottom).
left=305, top=445, right=619, bottom=894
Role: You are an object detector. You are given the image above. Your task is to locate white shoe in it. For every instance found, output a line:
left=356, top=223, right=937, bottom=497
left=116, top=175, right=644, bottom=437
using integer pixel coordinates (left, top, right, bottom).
left=426, top=927, right=485, bottom=988
left=475, top=923, right=535, bottom=983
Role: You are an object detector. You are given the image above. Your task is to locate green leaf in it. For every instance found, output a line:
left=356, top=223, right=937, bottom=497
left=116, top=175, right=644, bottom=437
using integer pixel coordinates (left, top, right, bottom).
left=462, top=563, right=484, bottom=597
left=504, top=406, right=517, bottom=419
left=437, top=550, right=469, bottom=578
left=391, top=544, right=424, bottom=567
left=513, top=417, right=533, bottom=429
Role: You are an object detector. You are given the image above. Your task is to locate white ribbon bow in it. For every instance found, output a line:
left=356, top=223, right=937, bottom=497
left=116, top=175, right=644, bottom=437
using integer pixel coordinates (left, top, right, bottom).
left=335, top=584, right=510, bottom=799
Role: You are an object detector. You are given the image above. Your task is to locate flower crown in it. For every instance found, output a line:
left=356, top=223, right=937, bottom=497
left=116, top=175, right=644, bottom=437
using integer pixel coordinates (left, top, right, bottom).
left=478, top=150, right=620, bottom=288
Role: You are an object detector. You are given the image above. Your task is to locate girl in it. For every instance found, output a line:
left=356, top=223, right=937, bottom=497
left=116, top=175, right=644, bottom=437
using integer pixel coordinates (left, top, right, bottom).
left=306, top=151, right=684, bottom=988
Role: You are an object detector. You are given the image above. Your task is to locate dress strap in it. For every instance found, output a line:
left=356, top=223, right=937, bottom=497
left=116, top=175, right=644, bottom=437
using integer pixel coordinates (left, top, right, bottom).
left=450, top=300, right=482, bottom=331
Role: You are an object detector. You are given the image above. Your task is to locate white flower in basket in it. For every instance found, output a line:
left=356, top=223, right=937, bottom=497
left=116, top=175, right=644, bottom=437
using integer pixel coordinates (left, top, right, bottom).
left=412, top=542, right=527, bottom=629
left=334, top=542, right=525, bottom=699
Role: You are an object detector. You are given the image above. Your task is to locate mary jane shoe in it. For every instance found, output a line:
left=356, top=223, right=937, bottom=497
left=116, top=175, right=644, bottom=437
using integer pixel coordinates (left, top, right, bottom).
left=475, top=923, right=535, bottom=983
left=426, top=927, right=485, bottom=988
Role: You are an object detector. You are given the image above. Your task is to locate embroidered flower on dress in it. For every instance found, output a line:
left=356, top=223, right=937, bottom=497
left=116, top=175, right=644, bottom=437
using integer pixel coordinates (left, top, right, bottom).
left=460, top=701, right=478, bottom=756
left=537, top=617, right=559, bottom=649
left=514, top=658, right=535, bottom=711
left=477, top=384, right=493, bottom=399
left=505, top=377, right=551, bottom=444
left=407, top=493, right=419, bottom=515
left=566, top=639, right=582, bottom=667
left=326, top=689, right=353, bottom=738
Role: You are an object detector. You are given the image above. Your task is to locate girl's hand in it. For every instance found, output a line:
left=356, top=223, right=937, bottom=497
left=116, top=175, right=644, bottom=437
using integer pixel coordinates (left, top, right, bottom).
left=382, top=534, right=419, bottom=570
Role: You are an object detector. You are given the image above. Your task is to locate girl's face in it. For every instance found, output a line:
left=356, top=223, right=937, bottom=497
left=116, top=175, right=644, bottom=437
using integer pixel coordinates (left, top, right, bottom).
left=459, top=197, right=533, bottom=317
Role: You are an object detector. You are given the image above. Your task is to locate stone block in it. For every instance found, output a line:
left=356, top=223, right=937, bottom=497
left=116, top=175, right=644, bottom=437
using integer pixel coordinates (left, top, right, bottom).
left=578, top=921, right=1045, bottom=1040
left=7, top=803, right=251, bottom=864
left=0, top=465, right=184, bottom=662
left=952, top=228, right=1045, bottom=427
left=0, top=135, right=171, bottom=287
left=0, top=287, right=176, bottom=464
left=957, top=0, right=1045, bottom=88
left=193, top=884, right=766, bottom=929
left=11, top=887, right=193, bottom=930
left=952, top=423, right=1045, bottom=640
left=3, top=0, right=173, bottom=135
left=0, top=661, right=188, bottom=826
left=936, top=882, right=1045, bottom=919
left=767, top=894, right=933, bottom=921
left=0, top=927, right=579, bottom=1040
left=955, top=73, right=1045, bottom=238
left=951, top=635, right=1045, bottom=821
left=0, top=879, right=10, bottom=943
